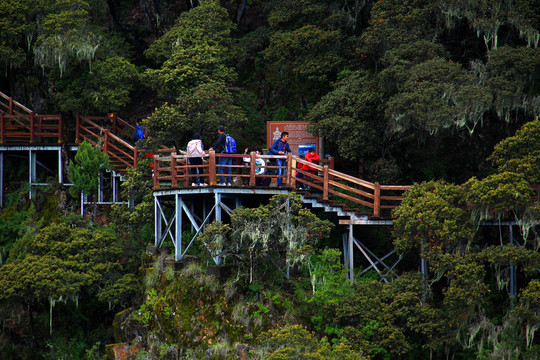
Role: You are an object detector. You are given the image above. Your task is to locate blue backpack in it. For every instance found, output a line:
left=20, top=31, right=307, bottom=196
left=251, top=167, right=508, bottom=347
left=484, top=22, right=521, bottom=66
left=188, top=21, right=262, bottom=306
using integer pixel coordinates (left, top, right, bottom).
left=225, top=133, right=236, bottom=153
left=133, top=126, right=144, bottom=141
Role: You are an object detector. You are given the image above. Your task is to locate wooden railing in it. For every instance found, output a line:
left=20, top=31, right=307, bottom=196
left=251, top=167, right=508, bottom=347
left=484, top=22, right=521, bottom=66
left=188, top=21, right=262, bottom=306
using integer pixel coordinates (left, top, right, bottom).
left=0, top=91, right=33, bottom=115
left=76, top=113, right=138, bottom=170
left=76, top=113, right=134, bottom=142
left=0, top=92, right=64, bottom=144
left=0, top=112, right=64, bottom=144
left=153, top=151, right=409, bottom=217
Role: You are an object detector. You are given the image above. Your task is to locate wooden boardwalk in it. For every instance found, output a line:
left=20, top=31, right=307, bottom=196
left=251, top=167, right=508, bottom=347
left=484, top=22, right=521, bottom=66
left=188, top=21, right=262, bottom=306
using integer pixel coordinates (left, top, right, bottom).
left=152, top=151, right=410, bottom=218
left=1, top=90, right=410, bottom=218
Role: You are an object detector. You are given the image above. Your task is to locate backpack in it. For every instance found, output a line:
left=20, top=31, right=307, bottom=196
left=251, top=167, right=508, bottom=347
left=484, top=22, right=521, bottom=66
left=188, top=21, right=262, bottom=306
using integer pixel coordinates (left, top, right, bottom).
left=133, top=126, right=144, bottom=141
left=225, top=133, right=236, bottom=153
left=187, top=140, right=204, bottom=157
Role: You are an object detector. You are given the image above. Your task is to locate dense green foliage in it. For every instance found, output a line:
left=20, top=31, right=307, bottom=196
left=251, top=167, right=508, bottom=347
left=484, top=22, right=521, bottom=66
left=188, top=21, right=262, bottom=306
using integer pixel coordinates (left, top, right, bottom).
left=1, top=0, right=539, bottom=359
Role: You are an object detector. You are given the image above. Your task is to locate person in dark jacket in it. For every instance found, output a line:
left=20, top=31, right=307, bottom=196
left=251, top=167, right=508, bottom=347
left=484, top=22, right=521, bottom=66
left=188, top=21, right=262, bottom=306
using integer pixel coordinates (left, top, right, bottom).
left=210, top=125, right=232, bottom=186
left=269, top=131, right=292, bottom=187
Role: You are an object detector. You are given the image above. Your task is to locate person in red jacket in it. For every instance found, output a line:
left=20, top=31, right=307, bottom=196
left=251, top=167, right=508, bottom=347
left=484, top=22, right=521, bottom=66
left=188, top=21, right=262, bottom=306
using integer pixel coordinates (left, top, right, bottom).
left=298, top=147, right=319, bottom=190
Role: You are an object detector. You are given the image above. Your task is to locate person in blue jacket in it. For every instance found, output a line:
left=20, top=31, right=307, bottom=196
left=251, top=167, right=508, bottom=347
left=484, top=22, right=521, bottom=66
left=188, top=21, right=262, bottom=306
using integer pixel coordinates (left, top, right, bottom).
left=269, top=131, right=292, bottom=187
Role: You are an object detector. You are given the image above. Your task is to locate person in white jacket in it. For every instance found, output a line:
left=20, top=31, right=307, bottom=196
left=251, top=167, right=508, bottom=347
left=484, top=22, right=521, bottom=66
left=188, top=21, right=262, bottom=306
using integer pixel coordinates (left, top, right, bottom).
left=243, top=148, right=270, bottom=186
left=186, top=133, right=207, bottom=186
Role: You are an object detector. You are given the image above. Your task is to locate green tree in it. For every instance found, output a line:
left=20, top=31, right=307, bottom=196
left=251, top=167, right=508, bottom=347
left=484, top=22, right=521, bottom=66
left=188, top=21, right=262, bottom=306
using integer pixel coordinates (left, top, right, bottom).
left=144, top=0, right=237, bottom=100
left=332, top=273, right=445, bottom=359
left=199, top=193, right=334, bottom=286
left=307, top=248, right=353, bottom=336
left=391, top=124, right=540, bottom=356
left=0, top=0, right=37, bottom=71
left=32, top=0, right=101, bottom=76
left=392, top=180, right=474, bottom=260
left=0, top=223, right=123, bottom=336
left=144, top=0, right=236, bottom=68
left=489, top=119, right=540, bottom=183
left=385, top=57, right=492, bottom=136
left=68, top=140, right=110, bottom=220
left=256, top=324, right=365, bottom=360
left=262, top=25, right=344, bottom=113
left=54, top=55, right=140, bottom=113
left=307, top=70, right=381, bottom=162
left=440, top=0, right=540, bottom=50
left=144, top=81, right=247, bottom=149
left=143, top=0, right=245, bottom=149
left=360, top=0, right=439, bottom=58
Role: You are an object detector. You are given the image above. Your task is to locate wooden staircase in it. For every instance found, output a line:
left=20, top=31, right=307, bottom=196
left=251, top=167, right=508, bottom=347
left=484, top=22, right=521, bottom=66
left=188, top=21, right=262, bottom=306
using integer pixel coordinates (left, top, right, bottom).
left=75, top=113, right=139, bottom=173
left=0, top=91, right=138, bottom=173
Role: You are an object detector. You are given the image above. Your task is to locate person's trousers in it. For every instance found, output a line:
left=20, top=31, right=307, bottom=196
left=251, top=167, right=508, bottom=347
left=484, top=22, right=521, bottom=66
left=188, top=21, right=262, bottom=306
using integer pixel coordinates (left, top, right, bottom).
left=189, top=157, right=203, bottom=184
left=218, top=156, right=232, bottom=183
left=276, top=158, right=286, bottom=186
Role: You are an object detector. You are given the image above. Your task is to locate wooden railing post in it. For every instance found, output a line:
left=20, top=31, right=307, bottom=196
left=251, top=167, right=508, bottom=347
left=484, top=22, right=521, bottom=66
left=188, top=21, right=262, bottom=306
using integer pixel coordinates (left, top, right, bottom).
left=154, top=155, right=159, bottom=189
left=208, top=150, right=216, bottom=186
left=58, top=114, right=64, bottom=143
left=328, top=156, right=334, bottom=180
left=30, top=112, right=35, bottom=143
left=323, top=165, right=329, bottom=200
left=134, top=148, right=139, bottom=168
left=182, top=155, right=190, bottom=187
left=9, top=98, right=13, bottom=115
left=171, top=153, right=178, bottom=188
left=249, top=151, right=257, bottom=186
left=373, top=182, right=381, bottom=217
left=249, top=152, right=256, bottom=186
left=108, top=112, right=117, bottom=134
left=103, top=129, right=109, bottom=154
left=291, top=155, right=297, bottom=188
left=286, top=152, right=293, bottom=187
left=0, top=113, right=4, bottom=144
left=75, top=113, right=81, bottom=143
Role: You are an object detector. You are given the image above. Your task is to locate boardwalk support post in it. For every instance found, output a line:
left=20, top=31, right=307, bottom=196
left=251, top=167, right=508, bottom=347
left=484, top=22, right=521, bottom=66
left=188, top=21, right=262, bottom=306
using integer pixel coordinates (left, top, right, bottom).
left=175, top=194, right=182, bottom=261
left=171, top=153, right=177, bottom=188
left=0, top=152, right=3, bottom=207
left=348, top=224, right=354, bottom=283
left=373, top=182, right=381, bottom=217
left=209, top=150, right=216, bottom=186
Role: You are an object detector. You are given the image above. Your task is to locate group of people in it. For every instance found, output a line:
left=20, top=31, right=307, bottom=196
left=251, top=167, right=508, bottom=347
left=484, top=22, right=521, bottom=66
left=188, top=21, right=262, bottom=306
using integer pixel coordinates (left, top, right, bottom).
left=185, top=125, right=320, bottom=188
left=186, top=125, right=233, bottom=186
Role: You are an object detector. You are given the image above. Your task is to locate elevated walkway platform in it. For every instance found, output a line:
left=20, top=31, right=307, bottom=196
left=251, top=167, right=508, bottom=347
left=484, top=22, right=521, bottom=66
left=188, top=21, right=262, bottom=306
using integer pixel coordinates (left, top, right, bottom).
left=153, top=182, right=403, bottom=283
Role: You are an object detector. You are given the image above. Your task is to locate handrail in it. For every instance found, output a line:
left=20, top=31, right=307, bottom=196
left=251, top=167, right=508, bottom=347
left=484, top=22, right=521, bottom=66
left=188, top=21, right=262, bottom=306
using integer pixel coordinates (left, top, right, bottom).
left=0, top=91, right=33, bottom=115
left=76, top=113, right=139, bottom=170
left=152, top=151, right=410, bottom=217
left=0, top=113, right=63, bottom=144
left=77, top=113, right=134, bottom=141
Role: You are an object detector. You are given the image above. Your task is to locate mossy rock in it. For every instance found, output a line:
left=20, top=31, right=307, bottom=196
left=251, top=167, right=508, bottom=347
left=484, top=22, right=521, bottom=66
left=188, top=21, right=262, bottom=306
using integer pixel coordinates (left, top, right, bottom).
left=105, top=343, right=129, bottom=360
left=113, top=307, right=145, bottom=344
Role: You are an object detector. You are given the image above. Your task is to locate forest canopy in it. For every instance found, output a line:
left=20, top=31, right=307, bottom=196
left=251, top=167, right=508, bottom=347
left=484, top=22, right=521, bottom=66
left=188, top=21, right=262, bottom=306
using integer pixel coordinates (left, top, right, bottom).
left=0, top=0, right=539, bottom=359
